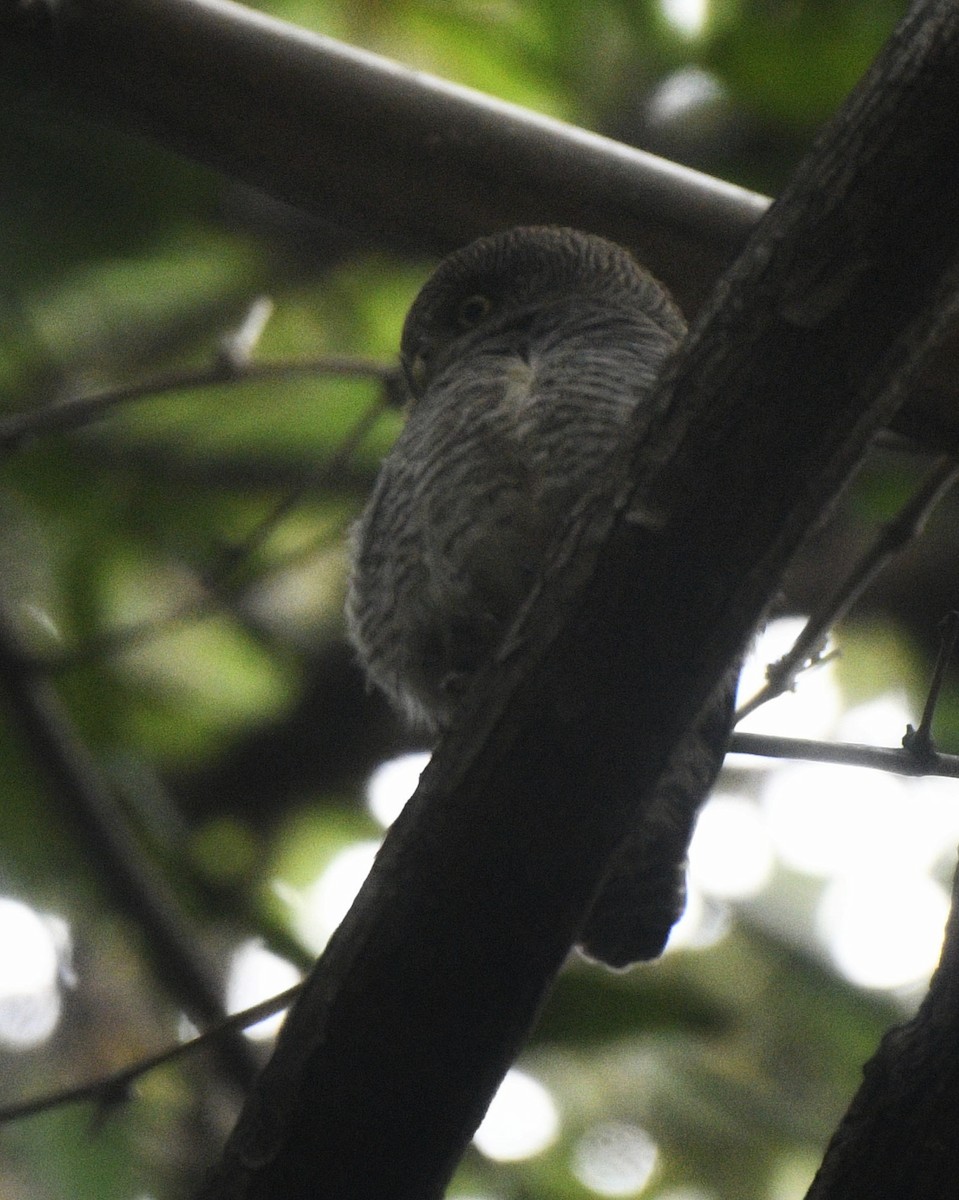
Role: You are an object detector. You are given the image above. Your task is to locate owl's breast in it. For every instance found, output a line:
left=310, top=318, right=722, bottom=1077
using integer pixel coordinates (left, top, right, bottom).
left=500, top=357, right=538, bottom=419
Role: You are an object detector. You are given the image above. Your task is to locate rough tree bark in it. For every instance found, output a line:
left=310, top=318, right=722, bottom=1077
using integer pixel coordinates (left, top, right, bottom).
left=5, top=2, right=959, bottom=1198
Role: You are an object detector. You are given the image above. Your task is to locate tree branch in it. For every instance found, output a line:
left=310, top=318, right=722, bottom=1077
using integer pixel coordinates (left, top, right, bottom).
left=729, top=732, right=959, bottom=778
left=185, top=2, right=959, bottom=1196
left=0, top=602, right=259, bottom=1092
left=737, top=456, right=959, bottom=721
left=6, top=0, right=959, bottom=449
left=0, top=352, right=393, bottom=454
left=0, top=984, right=302, bottom=1127
left=6, top=708, right=959, bottom=1132
left=3, top=0, right=764, bottom=309
left=903, top=609, right=959, bottom=761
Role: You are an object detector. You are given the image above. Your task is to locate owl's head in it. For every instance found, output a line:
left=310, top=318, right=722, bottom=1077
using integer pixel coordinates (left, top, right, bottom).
left=399, top=226, right=685, bottom=400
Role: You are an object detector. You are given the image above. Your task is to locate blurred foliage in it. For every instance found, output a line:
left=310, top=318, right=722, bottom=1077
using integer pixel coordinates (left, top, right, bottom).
left=4, top=2, right=958, bottom=1200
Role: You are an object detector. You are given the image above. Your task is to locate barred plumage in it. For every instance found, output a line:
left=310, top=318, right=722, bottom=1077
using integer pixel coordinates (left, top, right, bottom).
left=346, top=227, right=735, bottom=967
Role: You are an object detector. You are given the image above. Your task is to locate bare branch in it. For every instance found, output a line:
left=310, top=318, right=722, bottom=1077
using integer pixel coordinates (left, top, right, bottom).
left=0, top=350, right=394, bottom=454
left=737, top=456, right=959, bottom=721
left=903, top=610, right=959, bottom=761
left=7, top=3, right=959, bottom=1196
left=0, top=985, right=301, bottom=1127
left=4, top=0, right=765, bottom=309
left=729, top=731, right=959, bottom=778
left=33, top=392, right=382, bottom=670
left=5, top=715, right=959, bottom=1129
left=6, top=0, right=959, bottom=449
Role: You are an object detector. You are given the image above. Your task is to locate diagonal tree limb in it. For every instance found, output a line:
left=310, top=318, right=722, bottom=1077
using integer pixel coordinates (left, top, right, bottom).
left=190, top=2, right=959, bottom=1197
left=5, top=0, right=959, bottom=449
left=0, top=602, right=259, bottom=1092
left=1, top=0, right=764, bottom=309
left=7, top=0, right=959, bottom=1195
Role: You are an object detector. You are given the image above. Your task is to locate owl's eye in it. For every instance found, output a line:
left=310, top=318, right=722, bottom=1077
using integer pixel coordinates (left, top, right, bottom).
left=456, top=294, right=492, bottom=328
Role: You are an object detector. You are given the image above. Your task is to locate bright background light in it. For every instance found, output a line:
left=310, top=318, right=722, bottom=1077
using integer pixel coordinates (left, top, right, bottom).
left=0, top=898, right=70, bottom=1048
left=677, top=615, right=956, bottom=995
left=225, top=939, right=301, bottom=1040
left=818, top=872, right=950, bottom=990
left=366, top=751, right=431, bottom=827
left=342, top=619, right=958, bottom=999
left=761, top=762, right=906, bottom=878
left=664, top=884, right=730, bottom=954
left=660, top=0, right=709, bottom=38
left=735, top=618, right=841, bottom=742
left=646, top=67, right=724, bottom=126
left=473, top=1068, right=560, bottom=1162
left=278, top=839, right=382, bottom=953
left=687, top=794, right=774, bottom=899
left=571, top=1120, right=659, bottom=1196
left=276, top=750, right=428, bottom=953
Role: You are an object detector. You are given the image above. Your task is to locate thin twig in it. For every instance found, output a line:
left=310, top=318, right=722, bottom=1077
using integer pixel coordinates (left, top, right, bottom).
left=39, top=395, right=384, bottom=670
left=47, top=513, right=348, bottom=670
left=0, top=985, right=302, bottom=1127
left=4, top=722, right=956, bottom=1131
left=729, top=730, right=959, bottom=777
left=204, top=392, right=386, bottom=588
left=737, top=456, right=959, bottom=721
left=903, top=610, right=959, bottom=762
left=0, top=352, right=396, bottom=454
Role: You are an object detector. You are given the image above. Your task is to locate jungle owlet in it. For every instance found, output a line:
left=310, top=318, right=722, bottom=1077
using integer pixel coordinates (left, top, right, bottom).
left=346, top=226, right=735, bottom=967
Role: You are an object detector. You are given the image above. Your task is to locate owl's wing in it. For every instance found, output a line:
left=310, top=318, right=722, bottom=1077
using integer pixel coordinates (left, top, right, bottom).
left=579, top=668, right=738, bottom=968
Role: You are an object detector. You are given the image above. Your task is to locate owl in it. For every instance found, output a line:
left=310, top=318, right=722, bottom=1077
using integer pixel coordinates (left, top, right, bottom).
left=346, top=226, right=735, bottom=967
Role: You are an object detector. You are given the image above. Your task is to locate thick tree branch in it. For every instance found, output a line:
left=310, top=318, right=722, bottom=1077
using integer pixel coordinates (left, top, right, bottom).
left=3, top=0, right=763, bottom=309
left=185, top=3, right=959, bottom=1197
left=7, top=1, right=959, bottom=1195
left=5, top=0, right=959, bottom=448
